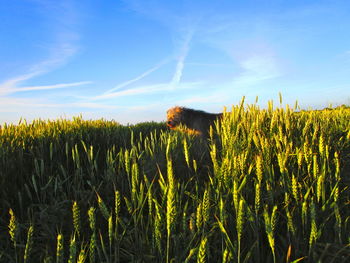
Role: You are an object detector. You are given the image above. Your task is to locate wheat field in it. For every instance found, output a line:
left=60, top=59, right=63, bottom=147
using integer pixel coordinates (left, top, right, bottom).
left=1, top=98, right=350, bottom=262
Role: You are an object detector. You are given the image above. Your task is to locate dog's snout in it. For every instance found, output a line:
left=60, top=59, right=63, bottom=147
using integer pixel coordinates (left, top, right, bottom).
left=167, top=120, right=175, bottom=128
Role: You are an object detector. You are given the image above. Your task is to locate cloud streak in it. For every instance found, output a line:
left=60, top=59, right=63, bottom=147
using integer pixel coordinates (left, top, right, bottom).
left=233, top=55, right=282, bottom=86
left=91, top=81, right=202, bottom=101
left=176, top=93, right=226, bottom=104
left=170, top=29, right=194, bottom=87
left=90, top=25, right=195, bottom=102
left=103, top=58, right=171, bottom=95
left=0, top=39, right=80, bottom=95
left=96, top=21, right=197, bottom=100
left=0, top=97, right=62, bottom=111
left=124, top=0, right=200, bottom=89
left=94, top=26, right=195, bottom=101
left=0, top=81, right=91, bottom=96
left=0, top=96, right=118, bottom=113
left=0, top=1, right=81, bottom=96
left=0, top=72, right=41, bottom=96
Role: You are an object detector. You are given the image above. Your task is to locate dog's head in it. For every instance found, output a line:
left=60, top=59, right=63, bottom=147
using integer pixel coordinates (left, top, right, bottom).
left=166, top=106, right=184, bottom=129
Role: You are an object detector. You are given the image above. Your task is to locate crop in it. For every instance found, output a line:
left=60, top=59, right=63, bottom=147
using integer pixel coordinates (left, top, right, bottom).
left=0, top=100, right=350, bottom=262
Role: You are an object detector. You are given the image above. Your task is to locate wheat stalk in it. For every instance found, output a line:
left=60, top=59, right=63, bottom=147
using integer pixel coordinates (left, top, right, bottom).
left=88, top=207, right=96, bottom=232
left=183, top=138, right=190, bottom=168
left=256, top=155, right=263, bottom=182
left=291, top=174, right=299, bottom=202
left=236, top=199, right=245, bottom=263
left=255, top=182, right=261, bottom=215
left=8, top=209, right=19, bottom=248
left=154, top=200, right=162, bottom=252
left=108, top=215, right=113, bottom=248
left=77, top=247, right=87, bottom=263
left=196, top=202, right=202, bottom=230
left=202, top=188, right=210, bottom=227
left=89, top=232, right=96, bottom=263
left=264, top=205, right=277, bottom=263
left=97, top=193, right=110, bottom=221
left=56, top=234, right=64, bottom=263
left=24, top=224, right=34, bottom=263
left=72, top=201, right=81, bottom=236
left=197, top=236, right=208, bottom=263
left=115, top=190, right=120, bottom=229
left=68, top=234, right=77, bottom=263
left=166, top=157, right=176, bottom=263
left=309, top=202, right=318, bottom=249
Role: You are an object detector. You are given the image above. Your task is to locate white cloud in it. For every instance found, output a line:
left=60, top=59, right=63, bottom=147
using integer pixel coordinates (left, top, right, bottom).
left=92, top=83, right=166, bottom=100
left=0, top=72, right=40, bottom=96
left=71, top=102, right=120, bottom=109
left=170, top=28, right=194, bottom=87
left=0, top=96, right=117, bottom=112
left=91, top=81, right=202, bottom=101
left=176, top=94, right=226, bottom=105
left=233, top=55, right=282, bottom=86
left=0, top=0, right=81, bottom=96
left=103, top=58, right=171, bottom=95
left=123, top=0, right=201, bottom=90
left=0, top=97, right=61, bottom=111
left=0, top=41, right=79, bottom=95
left=0, top=81, right=91, bottom=96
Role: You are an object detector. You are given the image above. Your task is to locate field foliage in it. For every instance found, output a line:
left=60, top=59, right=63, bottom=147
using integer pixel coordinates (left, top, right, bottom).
left=1, top=99, right=350, bottom=262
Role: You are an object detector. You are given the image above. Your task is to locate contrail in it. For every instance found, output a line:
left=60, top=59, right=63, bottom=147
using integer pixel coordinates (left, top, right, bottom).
left=92, top=83, right=168, bottom=100
left=0, top=77, right=91, bottom=96
left=90, top=81, right=202, bottom=101
left=0, top=72, right=40, bottom=96
left=170, top=28, right=195, bottom=87
left=0, top=41, right=79, bottom=96
left=103, top=58, right=171, bottom=95
left=12, top=81, right=92, bottom=93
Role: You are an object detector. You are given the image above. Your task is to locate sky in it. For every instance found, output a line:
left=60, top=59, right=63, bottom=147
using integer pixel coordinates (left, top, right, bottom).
left=1, top=0, right=350, bottom=125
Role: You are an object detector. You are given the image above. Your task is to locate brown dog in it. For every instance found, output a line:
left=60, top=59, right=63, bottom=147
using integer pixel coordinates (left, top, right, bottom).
left=166, top=106, right=223, bottom=138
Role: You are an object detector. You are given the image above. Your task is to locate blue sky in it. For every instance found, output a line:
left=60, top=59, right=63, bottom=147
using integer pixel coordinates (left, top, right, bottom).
left=1, top=0, right=350, bottom=124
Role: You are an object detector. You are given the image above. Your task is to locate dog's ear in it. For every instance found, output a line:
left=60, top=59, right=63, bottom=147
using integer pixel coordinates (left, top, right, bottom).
left=175, top=107, right=182, bottom=113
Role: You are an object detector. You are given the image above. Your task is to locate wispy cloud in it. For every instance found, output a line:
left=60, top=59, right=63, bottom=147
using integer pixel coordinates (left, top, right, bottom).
left=0, top=1, right=84, bottom=124
left=93, top=27, right=195, bottom=100
left=186, top=62, right=231, bottom=67
left=124, top=0, right=200, bottom=89
left=170, top=28, right=194, bottom=87
left=0, top=97, right=62, bottom=111
left=71, top=102, right=120, bottom=109
left=89, top=24, right=196, bottom=101
left=91, top=81, right=202, bottom=101
left=94, top=83, right=168, bottom=100
left=103, top=59, right=171, bottom=95
left=0, top=37, right=80, bottom=95
left=0, top=1, right=81, bottom=97
left=176, top=93, right=226, bottom=105
left=87, top=62, right=169, bottom=100
left=0, top=81, right=91, bottom=96
left=0, top=96, right=118, bottom=118
left=233, top=54, right=282, bottom=86
left=0, top=72, right=40, bottom=96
